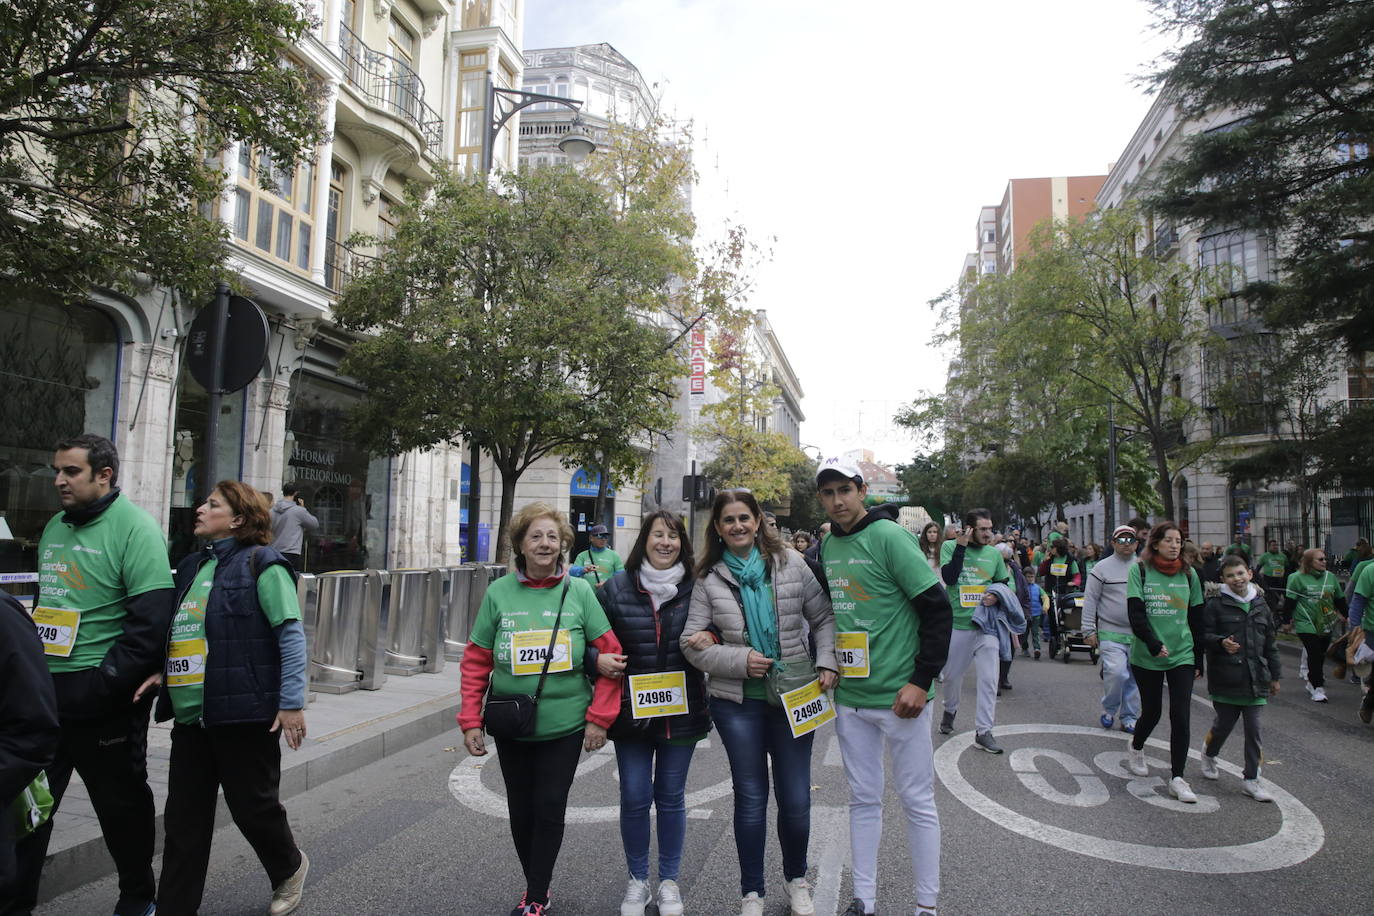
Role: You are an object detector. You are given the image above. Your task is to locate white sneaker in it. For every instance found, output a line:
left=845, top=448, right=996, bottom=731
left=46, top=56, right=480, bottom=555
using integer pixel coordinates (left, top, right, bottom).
left=1200, top=754, right=1219, bottom=780
left=741, top=891, right=764, bottom=916
left=620, top=877, right=651, bottom=916
left=1311, top=686, right=1328, bottom=702
left=269, top=851, right=309, bottom=916
left=1128, top=748, right=1149, bottom=776
left=1242, top=779, right=1274, bottom=803
left=1304, top=681, right=1314, bottom=697
left=1168, top=776, right=1197, bottom=803
left=657, top=879, right=684, bottom=916
left=785, top=877, right=815, bottom=916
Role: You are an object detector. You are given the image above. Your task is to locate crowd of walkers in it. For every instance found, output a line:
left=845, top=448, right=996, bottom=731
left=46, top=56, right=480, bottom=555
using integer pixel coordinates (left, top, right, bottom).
left=5, top=433, right=1373, bottom=916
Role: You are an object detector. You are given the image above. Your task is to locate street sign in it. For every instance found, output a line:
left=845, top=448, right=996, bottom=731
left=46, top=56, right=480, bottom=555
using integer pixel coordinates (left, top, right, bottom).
left=186, top=293, right=269, bottom=393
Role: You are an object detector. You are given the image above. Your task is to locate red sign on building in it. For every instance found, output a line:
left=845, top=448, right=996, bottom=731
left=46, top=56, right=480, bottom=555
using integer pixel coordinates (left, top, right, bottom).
left=689, top=328, right=707, bottom=396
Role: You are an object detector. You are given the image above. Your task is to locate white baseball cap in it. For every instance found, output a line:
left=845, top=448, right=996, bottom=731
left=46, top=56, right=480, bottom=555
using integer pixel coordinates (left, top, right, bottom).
left=816, top=456, right=864, bottom=487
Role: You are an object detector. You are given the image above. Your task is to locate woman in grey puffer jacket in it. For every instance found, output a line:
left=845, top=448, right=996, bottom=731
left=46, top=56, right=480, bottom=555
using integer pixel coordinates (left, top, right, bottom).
left=681, top=489, right=835, bottom=916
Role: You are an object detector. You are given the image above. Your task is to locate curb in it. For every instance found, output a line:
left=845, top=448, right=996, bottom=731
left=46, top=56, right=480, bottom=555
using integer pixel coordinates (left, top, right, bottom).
left=37, top=695, right=460, bottom=903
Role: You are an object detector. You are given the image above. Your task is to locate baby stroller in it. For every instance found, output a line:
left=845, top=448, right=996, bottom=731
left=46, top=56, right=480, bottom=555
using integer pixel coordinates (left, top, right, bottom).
left=1050, top=591, right=1097, bottom=664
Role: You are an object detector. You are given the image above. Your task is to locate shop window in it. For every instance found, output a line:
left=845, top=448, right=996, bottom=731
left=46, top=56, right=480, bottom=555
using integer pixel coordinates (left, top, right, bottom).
left=283, top=372, right=390, bottom=573
left=0, top=301, right=120, bottom=577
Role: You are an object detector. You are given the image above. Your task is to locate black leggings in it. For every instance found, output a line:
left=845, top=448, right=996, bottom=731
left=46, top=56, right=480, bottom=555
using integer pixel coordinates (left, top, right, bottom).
left=1297, top=632, right=1330, bottom=688
left=494, top=730, right=585, bottom=904
left=1130, top=664, right=1195, bottom=778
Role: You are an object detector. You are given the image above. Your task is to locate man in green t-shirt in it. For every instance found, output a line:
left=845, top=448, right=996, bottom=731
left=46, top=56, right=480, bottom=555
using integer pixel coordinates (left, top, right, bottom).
left=938, top=508, right=1010, bottom=752
left=816, top=457, right=950, bottom=916
left=14, top=434, right=175, bottom=916
left=572, top=524, right=624, bottom=588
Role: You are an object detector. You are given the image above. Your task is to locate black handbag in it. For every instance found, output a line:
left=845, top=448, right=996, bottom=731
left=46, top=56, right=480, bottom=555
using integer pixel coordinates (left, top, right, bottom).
left=483, top=581, right=568, bottom=740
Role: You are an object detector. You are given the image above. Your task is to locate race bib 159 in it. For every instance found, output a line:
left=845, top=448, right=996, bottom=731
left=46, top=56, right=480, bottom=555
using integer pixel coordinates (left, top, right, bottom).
left=166, top=638, right=208, bottom=687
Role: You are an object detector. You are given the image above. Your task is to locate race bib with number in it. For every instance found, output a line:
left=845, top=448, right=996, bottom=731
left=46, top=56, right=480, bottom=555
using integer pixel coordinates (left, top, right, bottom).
left=959, top=585, right=986, bottom=607
left=510, top=629, right=573, bottom=676
left=629, top=671, right=689, bottom=719
left=1051, top=561, right=1068, bottom=576
left=166, top=638, right=208, bottom=687
left=835, top=632, right=870, bottom=678
left=1074, top=596, right=1085, bottom=607
left=32, top=606, right=80, bottom=658
left=781, top=679, right=835, bottom=738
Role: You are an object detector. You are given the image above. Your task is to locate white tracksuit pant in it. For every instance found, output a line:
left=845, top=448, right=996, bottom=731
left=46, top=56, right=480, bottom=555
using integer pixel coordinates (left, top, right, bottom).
left=940, top=627, right=999, bottom=733
left=835, top=703, right=940, bottom=910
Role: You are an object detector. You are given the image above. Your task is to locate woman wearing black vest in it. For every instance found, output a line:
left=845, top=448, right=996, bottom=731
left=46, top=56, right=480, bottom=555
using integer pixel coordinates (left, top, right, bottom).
left=594, top=510, right=708, bottom=916
left=139, top=480, right=310, bottom=916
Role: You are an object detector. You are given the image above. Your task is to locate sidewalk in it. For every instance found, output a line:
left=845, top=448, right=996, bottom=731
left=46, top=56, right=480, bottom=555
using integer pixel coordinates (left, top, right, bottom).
left=39, top=671, right=462, bottom=902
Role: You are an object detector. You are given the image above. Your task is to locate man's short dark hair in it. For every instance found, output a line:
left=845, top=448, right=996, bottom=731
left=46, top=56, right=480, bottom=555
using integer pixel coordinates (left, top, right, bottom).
left=1127, top=516, right=1149, bottom=532
left=54, top=433, right=119, bottom=484
left=963, top=508, right=992, bottom=528
left=282, top=481, right=300, bottom=498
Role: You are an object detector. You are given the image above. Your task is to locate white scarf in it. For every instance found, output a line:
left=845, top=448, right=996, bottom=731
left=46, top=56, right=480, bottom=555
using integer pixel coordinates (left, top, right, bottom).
left=637, top=562, right=685, bottom=611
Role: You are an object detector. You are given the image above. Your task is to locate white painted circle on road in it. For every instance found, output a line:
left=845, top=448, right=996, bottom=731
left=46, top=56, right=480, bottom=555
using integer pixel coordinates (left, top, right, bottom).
left=448, top=745, right=734, bottom=823
left=935, top=724, right=1324, bottom=873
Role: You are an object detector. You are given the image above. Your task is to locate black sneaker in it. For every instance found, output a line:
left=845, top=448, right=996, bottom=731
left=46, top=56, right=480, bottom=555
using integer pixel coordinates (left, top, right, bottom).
left=842, top=899, right=875, bottom=916
left=939, top=710, right=955, bottom=734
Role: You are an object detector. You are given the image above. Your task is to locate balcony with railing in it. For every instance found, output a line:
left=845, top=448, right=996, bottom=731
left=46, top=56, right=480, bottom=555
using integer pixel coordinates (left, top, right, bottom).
left=335, top=24, right=443, bottom=158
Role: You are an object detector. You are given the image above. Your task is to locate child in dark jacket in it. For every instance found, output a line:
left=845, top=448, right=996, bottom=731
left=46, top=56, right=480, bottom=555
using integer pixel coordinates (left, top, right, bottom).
left=1199, top=555, right=1281, bottom=803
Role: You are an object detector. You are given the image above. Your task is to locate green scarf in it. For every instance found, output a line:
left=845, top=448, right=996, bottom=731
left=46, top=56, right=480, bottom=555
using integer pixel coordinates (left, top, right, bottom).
left=723, top=547, right=778, bottom=658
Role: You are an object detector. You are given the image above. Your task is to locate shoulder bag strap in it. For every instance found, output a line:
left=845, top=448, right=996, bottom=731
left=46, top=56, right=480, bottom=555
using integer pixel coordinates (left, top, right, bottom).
left=532, top=579, right=570, bottom=702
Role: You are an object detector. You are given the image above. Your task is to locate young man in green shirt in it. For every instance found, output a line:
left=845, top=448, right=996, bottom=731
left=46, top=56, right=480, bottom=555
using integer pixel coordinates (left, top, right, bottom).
left=13, top=434, right=175, bottom=916
left=572, top=524, right=624, bottom=588
left=938, top=508, right=1011, bottom=752
left=816, top=457, right=950, bottom=916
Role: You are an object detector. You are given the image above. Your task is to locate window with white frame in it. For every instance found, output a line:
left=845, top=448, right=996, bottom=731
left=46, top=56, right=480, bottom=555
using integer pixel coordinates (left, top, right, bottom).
left=234, top=146, right=315, bottom=273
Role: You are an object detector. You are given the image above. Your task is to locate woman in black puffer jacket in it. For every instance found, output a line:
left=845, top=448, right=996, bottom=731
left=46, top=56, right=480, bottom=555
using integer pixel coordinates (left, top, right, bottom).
left=592, top=510, right=707, bottom=916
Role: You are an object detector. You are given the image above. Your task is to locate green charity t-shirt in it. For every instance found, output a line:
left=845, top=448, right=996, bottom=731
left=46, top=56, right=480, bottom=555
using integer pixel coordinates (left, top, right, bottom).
left=1285, top=570, right=1339, bottom=635
left=1355, top=561, right=1374, bottom=630
left=36, top=494, right=175, bottom=671
left=573, top=547, right=624, bottom=585
left=1128, top=564, right=1202, bottom=670
left=470, top=575, right=611, bottom=741
left=823, top=519, right=942, bottom=709
left=167, top=557, right=301, bottom=725
left=1256, top=552, right=1287, bottom=579
left=940, top=539, right=1009, bottom=630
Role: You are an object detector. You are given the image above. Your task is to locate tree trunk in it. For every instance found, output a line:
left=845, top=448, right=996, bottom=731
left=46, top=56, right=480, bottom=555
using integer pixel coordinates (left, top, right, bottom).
left=494, top=461, right=521, bottom=565
left=1152, top=436, right=1175, bottom=520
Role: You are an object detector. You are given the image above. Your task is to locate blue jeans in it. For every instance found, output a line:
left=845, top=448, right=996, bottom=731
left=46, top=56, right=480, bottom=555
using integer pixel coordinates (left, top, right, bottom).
left=615, top=737, right=697, bottom=881
left=710, top=695, right=814, bottom=896
left=1099, top=639, right=1140, bottom=724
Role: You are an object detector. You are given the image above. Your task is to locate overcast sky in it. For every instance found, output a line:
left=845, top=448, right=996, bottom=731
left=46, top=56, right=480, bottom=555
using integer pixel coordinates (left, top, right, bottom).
left=524, top=0, right=1176, bottom=468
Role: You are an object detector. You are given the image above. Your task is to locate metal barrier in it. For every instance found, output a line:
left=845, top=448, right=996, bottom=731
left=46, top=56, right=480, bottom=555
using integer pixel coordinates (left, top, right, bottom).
left=383, top=568, right=442, bottom=676
left=309, top=570, right=387, bottom=693
left=440, top=566, right=475, bottom=661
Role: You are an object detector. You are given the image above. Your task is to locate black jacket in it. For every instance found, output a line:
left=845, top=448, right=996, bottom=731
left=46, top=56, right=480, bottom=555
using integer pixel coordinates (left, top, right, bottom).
left=1202, top=588, right=1281, bottom=701
left=0, top=588, right=61, bottom=888
left=596, top=568, right=710, bottom=741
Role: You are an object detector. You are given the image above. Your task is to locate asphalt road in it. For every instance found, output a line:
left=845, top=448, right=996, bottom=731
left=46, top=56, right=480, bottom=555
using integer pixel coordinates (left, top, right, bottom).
left=39, top=647, right=1371, bottom=916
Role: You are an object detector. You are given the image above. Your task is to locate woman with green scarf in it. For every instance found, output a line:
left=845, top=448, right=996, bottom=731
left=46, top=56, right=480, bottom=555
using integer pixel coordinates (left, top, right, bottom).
left=682, top=489, right=836, bottom=916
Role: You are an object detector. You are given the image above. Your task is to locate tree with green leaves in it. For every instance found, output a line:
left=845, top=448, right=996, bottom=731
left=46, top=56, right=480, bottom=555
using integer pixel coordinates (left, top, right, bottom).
left=777, top=452, right=825, bottom=534
left=0, top=0, right=325, bottom=304
left=696, top=308, right=796, bottom=503
left=332, top=166, right=684, bottom=561
left=1146, top=0, right=1374, bottom=349
left=895, top=449, right=966, bottom=529
left=984, top=205, right=1221, bottom=518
